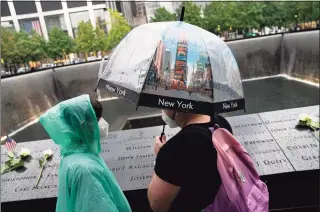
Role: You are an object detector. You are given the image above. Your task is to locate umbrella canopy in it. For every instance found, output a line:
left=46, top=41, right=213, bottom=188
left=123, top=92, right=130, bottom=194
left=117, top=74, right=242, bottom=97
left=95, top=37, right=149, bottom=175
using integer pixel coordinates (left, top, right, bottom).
left=97, top=21, right=245, bottom=115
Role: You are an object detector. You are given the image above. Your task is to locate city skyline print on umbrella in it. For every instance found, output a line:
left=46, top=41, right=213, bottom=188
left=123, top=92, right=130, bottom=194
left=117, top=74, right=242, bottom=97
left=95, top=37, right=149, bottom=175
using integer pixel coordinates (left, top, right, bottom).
left=96, top=8, right=245, bottom=115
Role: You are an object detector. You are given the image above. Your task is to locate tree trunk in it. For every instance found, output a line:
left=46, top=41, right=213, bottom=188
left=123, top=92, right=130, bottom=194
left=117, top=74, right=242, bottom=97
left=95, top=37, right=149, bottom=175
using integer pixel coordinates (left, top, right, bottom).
left=14, top=64, right=18, bottom=74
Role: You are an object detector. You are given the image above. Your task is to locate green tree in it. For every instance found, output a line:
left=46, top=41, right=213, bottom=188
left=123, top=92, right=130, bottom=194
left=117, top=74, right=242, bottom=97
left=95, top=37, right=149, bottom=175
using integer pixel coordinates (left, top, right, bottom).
left=75, top=21, right=95, bottom=59
left=93, top=26, right=107, bottom=54
left=232, top=2, right=265, bottom=31
left=310, top=2, right=320, bottom=21
left=28, top=30, right=48, bottom=62
left=151, top=7, right=176, bottom=22
left=260, top=2, right=287, bottom=28
left=2, top=30, right=33, bottom=69
left=105, top=10, right=131, bottom=51
left=176, top=2, right=203, bottom=27
left=261, top=2, right=319, bottom=28
left=285, top=2, right=320, bottom=25
left=1, top=27, right=16, bottom=65
left=203, top=2, right=238, bottom=33
left=47, top=27, right=75, bottom=60
left=1, top=27, right=20, bottom=73
left=0, top=28, right=38, bottom=71
left=11, top=31, right=31, bottom=67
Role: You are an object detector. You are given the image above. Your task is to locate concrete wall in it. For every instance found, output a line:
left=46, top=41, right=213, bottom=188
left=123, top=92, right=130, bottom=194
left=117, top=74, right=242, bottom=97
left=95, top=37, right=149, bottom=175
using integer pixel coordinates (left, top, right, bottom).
left=0, top=60, right=114, bottom=135
left=1, top=31, right=319, bottom=134
left=1, top=70, right=59, bottom=134
left=227, top=34, right=283, bottom=79
left=280, top=31, right=320, bottom=83
left=53, top=62, right=100, bottom=99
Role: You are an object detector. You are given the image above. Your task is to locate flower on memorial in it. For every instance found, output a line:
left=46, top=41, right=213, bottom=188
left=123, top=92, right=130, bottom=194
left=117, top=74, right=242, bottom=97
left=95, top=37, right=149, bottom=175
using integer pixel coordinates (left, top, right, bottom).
left=298, top=114, right=319, bottom=131
left=19, top=148, right=31, bottom=159
left=35, top=149, right=53, bottom=187
left=43, top=149, right=53, bottom=158
left=1, top=147, right=32, bottom=175
left=298, top=114, right=312, bottom=125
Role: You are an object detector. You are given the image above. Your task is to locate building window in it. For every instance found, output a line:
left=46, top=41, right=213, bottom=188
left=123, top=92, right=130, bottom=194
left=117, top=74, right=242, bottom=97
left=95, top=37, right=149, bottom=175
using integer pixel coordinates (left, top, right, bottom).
left=115, top=1, right=122, bottom=13
left=92, top=1, right=106, bottom=6
left=1, top=1, right=11, bottom=17
left=69, top=11, right=90, bottom=37
left=136, top=3, right=146, bottom=16
left=131, top=2, right=137, bottom=17
left=19, top=19, right=43, bottom=36
left=67, top=1, right=87, bottom=8
left=41, top=1, right=62, bottom=12
left=13, top=1, right=37, bottom=15
left=1, top=21, right=15, bottom=31
left=94, top=9, right=108, bottom=33
left=45, top=15, right=67, bottom=33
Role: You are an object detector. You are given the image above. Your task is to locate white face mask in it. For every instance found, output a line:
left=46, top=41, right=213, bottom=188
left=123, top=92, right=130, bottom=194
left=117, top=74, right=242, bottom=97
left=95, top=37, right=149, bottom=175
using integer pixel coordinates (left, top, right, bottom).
left=98, top=118, right=109, bottom=138
left=162, top=111, right=179, bottom=128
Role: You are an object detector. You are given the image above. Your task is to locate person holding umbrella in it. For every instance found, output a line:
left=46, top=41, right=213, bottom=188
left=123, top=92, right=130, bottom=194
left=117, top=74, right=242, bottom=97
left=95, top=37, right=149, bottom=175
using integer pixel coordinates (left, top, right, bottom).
left=96, top=7, right=246, bottom=212
left=148, top=110, right=233, bottom=212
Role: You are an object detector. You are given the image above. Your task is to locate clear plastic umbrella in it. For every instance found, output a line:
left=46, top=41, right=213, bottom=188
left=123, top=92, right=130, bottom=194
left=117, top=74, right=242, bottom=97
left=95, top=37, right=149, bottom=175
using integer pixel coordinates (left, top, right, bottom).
left=97, top=9, right=245, bottom=134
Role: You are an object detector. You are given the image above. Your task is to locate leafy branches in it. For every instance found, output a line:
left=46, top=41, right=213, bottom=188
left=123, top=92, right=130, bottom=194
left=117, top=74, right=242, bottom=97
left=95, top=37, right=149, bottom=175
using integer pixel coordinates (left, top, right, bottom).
left=47, top=27, right=75, bottom=60
left=151, top=7, right=176, bottom=22
left=105, top=10, right=131, bottom=51
left=152, top=1, right=319, bottom=33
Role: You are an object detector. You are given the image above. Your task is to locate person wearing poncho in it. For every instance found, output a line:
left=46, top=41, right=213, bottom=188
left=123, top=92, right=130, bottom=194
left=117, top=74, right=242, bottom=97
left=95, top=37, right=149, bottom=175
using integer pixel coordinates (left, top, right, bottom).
left=39, top=95, right=131, bottom=212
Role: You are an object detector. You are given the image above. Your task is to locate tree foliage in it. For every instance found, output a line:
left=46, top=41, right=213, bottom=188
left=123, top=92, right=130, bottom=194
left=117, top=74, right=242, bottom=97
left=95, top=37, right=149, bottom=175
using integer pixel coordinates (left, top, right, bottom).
left=1, top=29, right=32, bottom=66
left=28, top=30, right=48, bottom=62
left=47, top=27, right=74, bottom=60
left=75, top=21, right=95, bottom=57
left=105, top=10, right=131, bottom=51
left=1, top=27, right=17, bottom=65
left=203, top=2, right=237, bottom=32
left=151, top=7, right=176, bottom=22
left=93, top=26, right=108, bottom=53
left=177, top=2, right=203, bottom=27
left=151, top=1, right=319, bottom=33
left=284, top=2, right=320, bottom=26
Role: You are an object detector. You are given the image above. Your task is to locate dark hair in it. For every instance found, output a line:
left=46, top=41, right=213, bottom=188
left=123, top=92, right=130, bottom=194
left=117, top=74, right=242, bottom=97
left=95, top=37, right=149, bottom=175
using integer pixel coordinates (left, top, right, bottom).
left=90, top=97, right=103, bottom=121
left=213, top=114, right=233, bottom=135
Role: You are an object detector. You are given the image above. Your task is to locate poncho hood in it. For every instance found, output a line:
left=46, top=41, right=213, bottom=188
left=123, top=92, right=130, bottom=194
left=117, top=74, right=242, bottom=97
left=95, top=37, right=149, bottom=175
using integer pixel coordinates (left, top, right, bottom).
left=40, top=95, right=101, bottom=156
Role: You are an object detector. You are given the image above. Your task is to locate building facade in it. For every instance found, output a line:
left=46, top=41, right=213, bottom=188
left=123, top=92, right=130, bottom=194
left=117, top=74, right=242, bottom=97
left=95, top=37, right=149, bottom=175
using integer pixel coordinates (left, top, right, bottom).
left=1, top=1, right=210, bottom=42
left=115, top=1, right=135, bottom=26
left=0, top=0, right=119, bottom=40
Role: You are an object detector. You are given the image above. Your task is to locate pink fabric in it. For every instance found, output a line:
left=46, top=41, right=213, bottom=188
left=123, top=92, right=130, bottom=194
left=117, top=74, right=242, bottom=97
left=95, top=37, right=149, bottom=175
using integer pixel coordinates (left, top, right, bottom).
left=205, top=128, right=269, bottom=212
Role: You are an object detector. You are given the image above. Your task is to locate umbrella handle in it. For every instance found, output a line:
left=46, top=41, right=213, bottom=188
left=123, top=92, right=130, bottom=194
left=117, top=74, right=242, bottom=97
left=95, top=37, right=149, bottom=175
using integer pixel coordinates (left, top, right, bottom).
left=160, top=125, right=165, bottom=142
left=160, top=132, right=165, bottom=142
left=179, top=6, right=185, bottom=22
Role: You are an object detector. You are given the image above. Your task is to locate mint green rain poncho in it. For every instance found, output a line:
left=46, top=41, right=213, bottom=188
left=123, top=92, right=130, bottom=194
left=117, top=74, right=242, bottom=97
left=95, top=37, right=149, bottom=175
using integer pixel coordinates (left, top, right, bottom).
left=39, top=95, right=131, bottom=212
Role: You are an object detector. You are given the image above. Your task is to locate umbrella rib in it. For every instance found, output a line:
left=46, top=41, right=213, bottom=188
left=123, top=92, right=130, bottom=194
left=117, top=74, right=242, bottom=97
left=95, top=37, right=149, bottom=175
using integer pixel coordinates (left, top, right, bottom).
left=135, top=47, right=159, bottom=109
left=199, top=31, right=214, bottom=103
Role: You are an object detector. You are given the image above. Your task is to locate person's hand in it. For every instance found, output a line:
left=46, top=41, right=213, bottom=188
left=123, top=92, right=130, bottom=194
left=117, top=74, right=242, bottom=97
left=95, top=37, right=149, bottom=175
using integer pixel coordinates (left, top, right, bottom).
left=154, top=135, right=166, bottom=156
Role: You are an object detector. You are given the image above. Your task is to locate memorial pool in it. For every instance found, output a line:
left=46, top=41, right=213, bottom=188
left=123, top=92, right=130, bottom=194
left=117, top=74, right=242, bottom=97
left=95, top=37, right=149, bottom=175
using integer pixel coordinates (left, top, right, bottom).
left=9, top=76, right=319, bottom=143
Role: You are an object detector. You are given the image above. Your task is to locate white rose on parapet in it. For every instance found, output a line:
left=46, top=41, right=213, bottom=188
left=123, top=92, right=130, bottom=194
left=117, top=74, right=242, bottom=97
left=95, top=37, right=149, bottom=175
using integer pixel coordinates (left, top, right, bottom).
left=19, top=148, right=31, bottom=159
left=43, top=149, right=53, bottom=159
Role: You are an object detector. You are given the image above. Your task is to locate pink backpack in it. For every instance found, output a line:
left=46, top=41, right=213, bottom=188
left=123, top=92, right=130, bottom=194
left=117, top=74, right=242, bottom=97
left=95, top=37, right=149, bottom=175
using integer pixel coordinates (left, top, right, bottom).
left=205, top=126, right=269, bottom=212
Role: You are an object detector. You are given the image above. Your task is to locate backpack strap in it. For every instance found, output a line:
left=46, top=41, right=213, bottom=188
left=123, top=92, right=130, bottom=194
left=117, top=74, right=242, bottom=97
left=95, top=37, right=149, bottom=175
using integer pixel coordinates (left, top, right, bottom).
left=209, top=124, right=220, bottom=133
left=212, top=128, right=250, bottom=155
